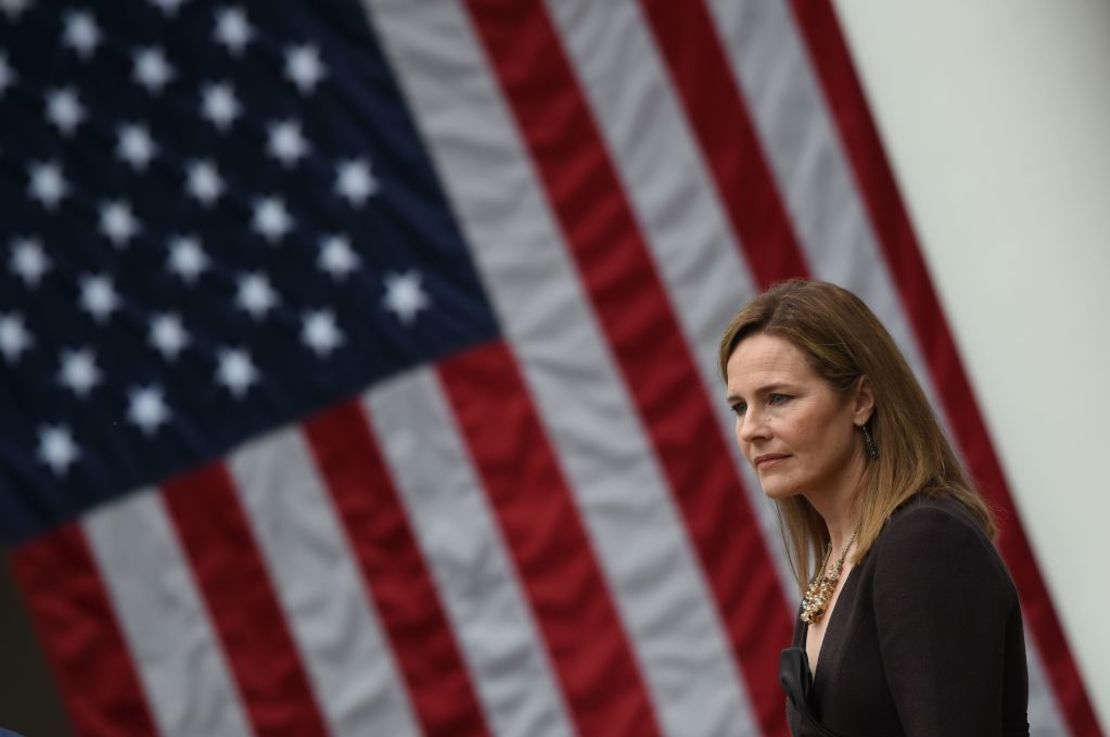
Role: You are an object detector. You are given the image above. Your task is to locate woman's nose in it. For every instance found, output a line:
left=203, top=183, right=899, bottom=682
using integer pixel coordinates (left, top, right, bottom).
left=736, top=408, right=765, bottom=443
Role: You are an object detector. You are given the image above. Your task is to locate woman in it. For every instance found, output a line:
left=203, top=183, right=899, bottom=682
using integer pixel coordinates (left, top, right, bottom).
left=718, top=280, right=1028, bottom=736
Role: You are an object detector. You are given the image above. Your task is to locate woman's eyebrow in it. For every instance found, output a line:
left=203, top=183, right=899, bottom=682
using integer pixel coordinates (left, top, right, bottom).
left=725, top=382, right=793, bottom=404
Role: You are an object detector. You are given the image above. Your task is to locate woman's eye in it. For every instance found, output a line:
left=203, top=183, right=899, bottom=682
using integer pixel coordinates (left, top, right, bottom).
left=730, top=401, right=747, bottom=416
left=768, top=393, right=791, bottom=406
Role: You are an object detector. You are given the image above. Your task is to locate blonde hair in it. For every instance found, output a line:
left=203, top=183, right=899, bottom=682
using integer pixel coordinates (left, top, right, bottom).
left=718, top=279, right=995, bottom=593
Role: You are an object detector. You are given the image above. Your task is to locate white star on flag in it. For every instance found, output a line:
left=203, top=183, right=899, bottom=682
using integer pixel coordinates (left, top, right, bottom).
left=148, top=0, right=185, bottom=15
left=252, top=196, right=293, bottom=241
left=57, top=348, right=101, bottom=397
left=302, top=309, right=344, bottom=356
left=127, top=385, right=171, bottom=435
left=285, top=44, right=326, bottom=94
left=167, top=235, right=209, bottom=283
left=201, top=81, right=240, bottom=130
left=335, top=158, right=378, bottom=206
left=0, top=312, right=33, bottom=363
left=267, top=120, right=310, bottom=167
left=99, top=200, right=141, bottom=246
left=383, top=270, right=430, bottom=324
left=149, top=313, right=189, bottom=360
left=79, top=273, right=121, bottom=322
left=214, top=6, right=253, bottom=55
left=37, top=425, right=80, bottom=476
left=62, top=10, right=100, bottom=59
left=46, top=87, right=85, bottom=136
left=185, top=159, right=224, bottom=206
left=117, top=123, right=158, bottom=170
left=0, top=53, right=15, bottom=97
left=0, top=0, right=31, bottom=21
left=216, top=347, right=258, bottom=398
left=10, top=237, right=51, bottom=286
left=28, top=160, right=69, bottom=209
left=236, top=271, right=279, bottom=319
left=133, top=47, right=175, bottom=93
left=318, top=235, right=360, bottom=280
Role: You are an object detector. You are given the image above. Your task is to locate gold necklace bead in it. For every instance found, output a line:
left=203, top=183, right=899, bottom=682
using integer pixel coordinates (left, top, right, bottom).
left=799, top=527, right=859, bottom=625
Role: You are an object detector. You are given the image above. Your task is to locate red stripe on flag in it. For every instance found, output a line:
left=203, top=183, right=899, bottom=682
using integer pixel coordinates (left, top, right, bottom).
left=786, top=3, right=1103, bottom=734
left=303, top=400, right=493, bottom=737
left=438, top=341, right=664, bottom=737
left=161, top=463, right=330, bottom=737
left=463, top=3, right=792, bottom=735
left=8, top=524, right=158, bottom=737
left=638, top=0, right=809, bottom=287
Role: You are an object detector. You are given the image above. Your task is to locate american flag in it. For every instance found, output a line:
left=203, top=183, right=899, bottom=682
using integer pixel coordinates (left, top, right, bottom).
left=0, top=0, right=1101, bottom=735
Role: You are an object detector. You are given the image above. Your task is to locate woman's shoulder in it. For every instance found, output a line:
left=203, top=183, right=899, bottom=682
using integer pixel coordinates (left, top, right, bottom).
left=870, top=493, right=1018, bottom=598
left=884, top=493, right=984, bottom=538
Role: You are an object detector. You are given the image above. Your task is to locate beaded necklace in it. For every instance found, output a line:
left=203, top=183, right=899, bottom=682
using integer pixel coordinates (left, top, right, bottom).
left=800, top=527, right=859, bottom=625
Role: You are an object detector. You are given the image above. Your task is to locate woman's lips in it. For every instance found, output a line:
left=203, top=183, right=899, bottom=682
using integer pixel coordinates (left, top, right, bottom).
left=754, top=454, right=789, bottom=470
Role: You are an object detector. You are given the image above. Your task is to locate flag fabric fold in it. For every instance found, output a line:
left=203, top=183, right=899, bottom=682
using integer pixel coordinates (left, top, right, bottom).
left=0, top=0, right=1099, bottom=735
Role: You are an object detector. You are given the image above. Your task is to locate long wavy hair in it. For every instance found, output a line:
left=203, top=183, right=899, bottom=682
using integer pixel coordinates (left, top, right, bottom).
left=718, top=279, right=995, bottom=592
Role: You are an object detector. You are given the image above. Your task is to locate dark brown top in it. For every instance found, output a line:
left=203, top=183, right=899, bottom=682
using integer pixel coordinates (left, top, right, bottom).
left=786, top=494, right=1030, bottom=737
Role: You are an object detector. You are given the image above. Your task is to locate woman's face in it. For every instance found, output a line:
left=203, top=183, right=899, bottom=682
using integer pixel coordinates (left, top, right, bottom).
left=725, top=333, right=871, bottom=501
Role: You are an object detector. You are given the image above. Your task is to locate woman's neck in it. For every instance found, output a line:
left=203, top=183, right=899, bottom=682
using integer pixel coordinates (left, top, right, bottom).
left=820, top=503, right=858, bottom=557
left=806, top=458, right=865, bottom=555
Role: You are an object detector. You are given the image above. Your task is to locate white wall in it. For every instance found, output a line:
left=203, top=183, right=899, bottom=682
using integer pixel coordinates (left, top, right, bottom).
left=832, top=0, right=1110, bottom=729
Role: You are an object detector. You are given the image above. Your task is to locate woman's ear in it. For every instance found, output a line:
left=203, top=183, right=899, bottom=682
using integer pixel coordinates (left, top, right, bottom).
left=852, top=375, right=875, bottom=426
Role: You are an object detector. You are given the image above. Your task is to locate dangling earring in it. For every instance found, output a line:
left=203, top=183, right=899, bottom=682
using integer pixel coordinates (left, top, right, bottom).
left=861, top=423, right=878, bottom=461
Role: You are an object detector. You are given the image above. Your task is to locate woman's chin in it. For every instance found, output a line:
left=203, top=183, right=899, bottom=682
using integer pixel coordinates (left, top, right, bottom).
left=760, top=482, right=799, bottom=501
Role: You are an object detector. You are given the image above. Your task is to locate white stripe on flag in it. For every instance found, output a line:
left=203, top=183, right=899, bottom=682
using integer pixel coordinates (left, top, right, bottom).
left=226, top=428, right=423, bottom=737
left=703, top=0, right=948, bottom=422
left=365, top=3, right=756, bottom=735
left=542, top=0, right=795, bottom=599
left=84, top=491, right=253, bottom=737
left=1025, top=626, right=1070, bottom=736
left=364, top=368, right=576, bottom=737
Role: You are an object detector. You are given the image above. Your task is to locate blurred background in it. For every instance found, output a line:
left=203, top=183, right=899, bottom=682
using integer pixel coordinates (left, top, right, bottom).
left=2, top=0, right=1107, bottom=735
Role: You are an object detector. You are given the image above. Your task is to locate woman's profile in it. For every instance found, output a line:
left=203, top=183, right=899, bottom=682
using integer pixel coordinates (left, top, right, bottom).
left=719, top=279, right=1029, bottom=736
